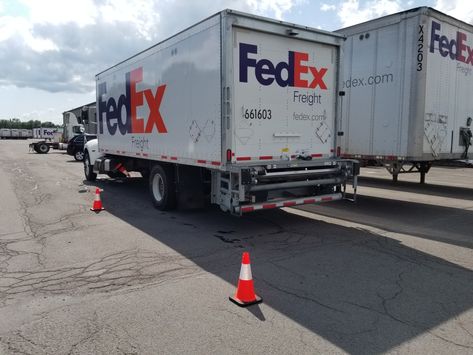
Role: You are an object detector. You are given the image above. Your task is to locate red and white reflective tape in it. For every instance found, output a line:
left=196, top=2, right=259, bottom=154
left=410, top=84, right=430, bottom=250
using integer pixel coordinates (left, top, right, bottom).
left=235, top=153, right=328, bottom=162
left=236, top=193, right=342, bottom=214
left=99, top=150, right=222, bottom=167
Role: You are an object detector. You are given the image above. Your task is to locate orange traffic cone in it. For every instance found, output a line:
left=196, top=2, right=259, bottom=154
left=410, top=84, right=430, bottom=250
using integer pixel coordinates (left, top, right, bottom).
left=229, top=252, right=262, bottom=307
left=90, top=188, right=105, bottom=212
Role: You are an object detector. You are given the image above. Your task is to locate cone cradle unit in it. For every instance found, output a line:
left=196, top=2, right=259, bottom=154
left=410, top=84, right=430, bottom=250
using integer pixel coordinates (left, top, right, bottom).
left=229, top=252, right=262, bottom=307
left=116, top=163, right=130, bottom=177
left=90, top=188, right=105, bottom=212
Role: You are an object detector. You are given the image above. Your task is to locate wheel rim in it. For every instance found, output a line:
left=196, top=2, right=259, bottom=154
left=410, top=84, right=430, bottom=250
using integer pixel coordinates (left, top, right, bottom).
left=152, top=173, right=164, bottom=202
left=39, top=145, right=47, bottom=153
left=76, top=151, right=84, bottom=160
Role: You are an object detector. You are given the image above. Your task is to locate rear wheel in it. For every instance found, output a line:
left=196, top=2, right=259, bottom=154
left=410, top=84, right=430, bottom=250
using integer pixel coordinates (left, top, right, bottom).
left=84, top=151, right=97, bottom=181
left=37, top=143, right=50, bottom=154
left=149, top=165, right=176, bottom=210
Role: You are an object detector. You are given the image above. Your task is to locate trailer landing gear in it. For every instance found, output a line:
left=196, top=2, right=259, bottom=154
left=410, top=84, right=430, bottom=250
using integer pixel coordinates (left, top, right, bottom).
left=385, top=161, right=431, bottom=184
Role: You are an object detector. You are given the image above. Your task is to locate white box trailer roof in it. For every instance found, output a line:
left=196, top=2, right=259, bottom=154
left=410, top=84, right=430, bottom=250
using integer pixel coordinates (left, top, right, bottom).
left=337, top=7, right=473, bottom=161
left=96, top=10, right=343, bottom=170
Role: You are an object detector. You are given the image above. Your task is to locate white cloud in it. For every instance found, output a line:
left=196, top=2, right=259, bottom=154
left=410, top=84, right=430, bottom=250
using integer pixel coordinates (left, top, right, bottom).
left=435, top=0, right=473, bottom=23
left=321, top=4, right=336, bottom=11
left=246, top=0, right=296, bottom=19
left=0, top=0, right=298, bottom=95
left=337, top=0, right=402, bottom=27
left=0, top=16, right=59, bottom=52
left=18, top=0, right=96, bottom=26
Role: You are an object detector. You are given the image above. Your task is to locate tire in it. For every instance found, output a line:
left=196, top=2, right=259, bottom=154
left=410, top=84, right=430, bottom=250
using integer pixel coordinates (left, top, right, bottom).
left=37, top=143, right=50, bottom=154
left=74, top=150, right=84, bottom=161
left=84, top=151, right=97, bottom=181
left=149, top=165, right=176, bottom=210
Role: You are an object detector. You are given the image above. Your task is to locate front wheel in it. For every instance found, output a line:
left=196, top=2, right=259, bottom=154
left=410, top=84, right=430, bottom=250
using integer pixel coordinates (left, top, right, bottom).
left=74, top=150, right=84, bottom=161
left=84, top=151, right=97, bottom=181
left=149, top=165, right=176, bottom=210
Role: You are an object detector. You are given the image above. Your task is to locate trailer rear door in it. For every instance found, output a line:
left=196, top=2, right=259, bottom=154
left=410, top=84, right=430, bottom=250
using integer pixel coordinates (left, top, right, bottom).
left=231, top=28, right=338, bottom=163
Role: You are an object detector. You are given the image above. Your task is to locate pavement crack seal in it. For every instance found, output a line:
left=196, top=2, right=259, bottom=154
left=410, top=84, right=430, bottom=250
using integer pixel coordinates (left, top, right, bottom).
left=66, top=311, right=101, bottom=355
left=260, top=278, right=345, bottom=314
left=0, top=249, right=201, bottom=302
left=213, top=234, right=241, bottom=244
left=0, top=160, right=92, bottom=276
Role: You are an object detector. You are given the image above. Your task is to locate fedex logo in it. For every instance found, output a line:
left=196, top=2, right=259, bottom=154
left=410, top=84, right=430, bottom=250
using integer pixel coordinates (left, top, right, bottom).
left=239, top=43, right=328, bottom=89
left=430, top=21, right=473, bottom=65
left=98, top=67, right=167, bottom=135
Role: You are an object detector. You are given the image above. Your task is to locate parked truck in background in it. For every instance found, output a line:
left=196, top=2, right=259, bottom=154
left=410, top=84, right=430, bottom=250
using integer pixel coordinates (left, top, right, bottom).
left=337, top=7, right=473, bottom=183
left=84, top=10, right=359, bottom=215
left=29, top=103, right=96, bottom=154
left=63, top=102, right=97, bottom=141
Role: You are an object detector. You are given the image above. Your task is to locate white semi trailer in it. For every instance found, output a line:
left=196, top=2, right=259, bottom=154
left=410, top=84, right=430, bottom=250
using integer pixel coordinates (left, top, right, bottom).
left=1, top=129, right=33, bottom=139
left=0, top=129, right=12, bottom=139
left=84, top=10, right=359, bottom=215
left=337, top=7, right=473, bottom=182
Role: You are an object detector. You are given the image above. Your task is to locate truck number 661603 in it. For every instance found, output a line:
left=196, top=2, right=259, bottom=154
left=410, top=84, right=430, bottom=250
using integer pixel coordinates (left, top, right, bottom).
left=243, top=108, right=272, bottom=120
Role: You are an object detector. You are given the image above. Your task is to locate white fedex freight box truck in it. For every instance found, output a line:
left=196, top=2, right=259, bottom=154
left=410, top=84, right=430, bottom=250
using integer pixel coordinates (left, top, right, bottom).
left=85, top=10, right=359, bottom=215
left=337, top=7, right=473, bottom=182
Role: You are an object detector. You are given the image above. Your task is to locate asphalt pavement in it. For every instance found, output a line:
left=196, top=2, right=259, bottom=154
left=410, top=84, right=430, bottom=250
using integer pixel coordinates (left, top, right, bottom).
left=0, top=139, right=472, bottom=354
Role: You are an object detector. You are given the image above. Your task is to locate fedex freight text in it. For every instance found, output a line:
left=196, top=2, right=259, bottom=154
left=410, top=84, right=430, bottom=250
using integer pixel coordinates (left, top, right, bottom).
left=293, top=91, right=321, bottom=106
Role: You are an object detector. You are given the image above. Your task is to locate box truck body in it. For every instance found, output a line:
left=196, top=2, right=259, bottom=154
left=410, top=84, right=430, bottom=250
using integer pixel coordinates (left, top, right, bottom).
left=337, top=7, right=473, bottom=179
left=86, top=10, right=358, bottom=214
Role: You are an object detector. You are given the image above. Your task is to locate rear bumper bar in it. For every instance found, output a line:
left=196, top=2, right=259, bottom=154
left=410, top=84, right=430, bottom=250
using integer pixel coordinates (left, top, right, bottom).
left=235, top=192, right=342, bottom=214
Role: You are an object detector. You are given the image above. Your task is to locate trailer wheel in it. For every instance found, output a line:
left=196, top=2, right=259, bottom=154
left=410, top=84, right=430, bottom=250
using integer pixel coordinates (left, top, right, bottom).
left=83, top=151, right=97, bottom=182
left=37, top=143, right=50, bottom=154
left=149, top=165, right=176, bottom=210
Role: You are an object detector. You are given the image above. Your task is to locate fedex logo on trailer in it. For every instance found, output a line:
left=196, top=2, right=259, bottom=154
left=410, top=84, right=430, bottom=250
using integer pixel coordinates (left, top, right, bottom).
left=98, top=67, right=167, bottom=135
left=430, top=21, right=473, bottom=65
left=239, top=43, right=328, bottom=89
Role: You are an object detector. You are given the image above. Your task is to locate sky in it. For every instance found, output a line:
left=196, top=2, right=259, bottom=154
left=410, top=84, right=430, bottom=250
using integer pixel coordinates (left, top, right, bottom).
left=1, top=0, right=472, bottom=124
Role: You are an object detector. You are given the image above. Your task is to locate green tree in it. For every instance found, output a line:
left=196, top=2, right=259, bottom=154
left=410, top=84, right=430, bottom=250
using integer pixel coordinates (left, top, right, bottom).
left=41, top=121, right=57, bottom=128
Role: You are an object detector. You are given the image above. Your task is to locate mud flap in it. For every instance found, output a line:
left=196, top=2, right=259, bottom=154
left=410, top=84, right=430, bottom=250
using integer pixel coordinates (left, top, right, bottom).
left=176, top=165, right=205, bottom=209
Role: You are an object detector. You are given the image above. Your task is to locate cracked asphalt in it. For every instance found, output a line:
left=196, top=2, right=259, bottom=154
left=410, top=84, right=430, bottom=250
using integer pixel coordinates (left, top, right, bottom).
left=0, top=139, right=472, bottom=354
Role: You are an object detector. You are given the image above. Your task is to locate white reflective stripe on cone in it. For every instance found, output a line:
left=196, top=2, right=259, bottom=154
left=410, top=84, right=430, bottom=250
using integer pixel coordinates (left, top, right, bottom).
left=239, top=264, right=252, bottom=281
